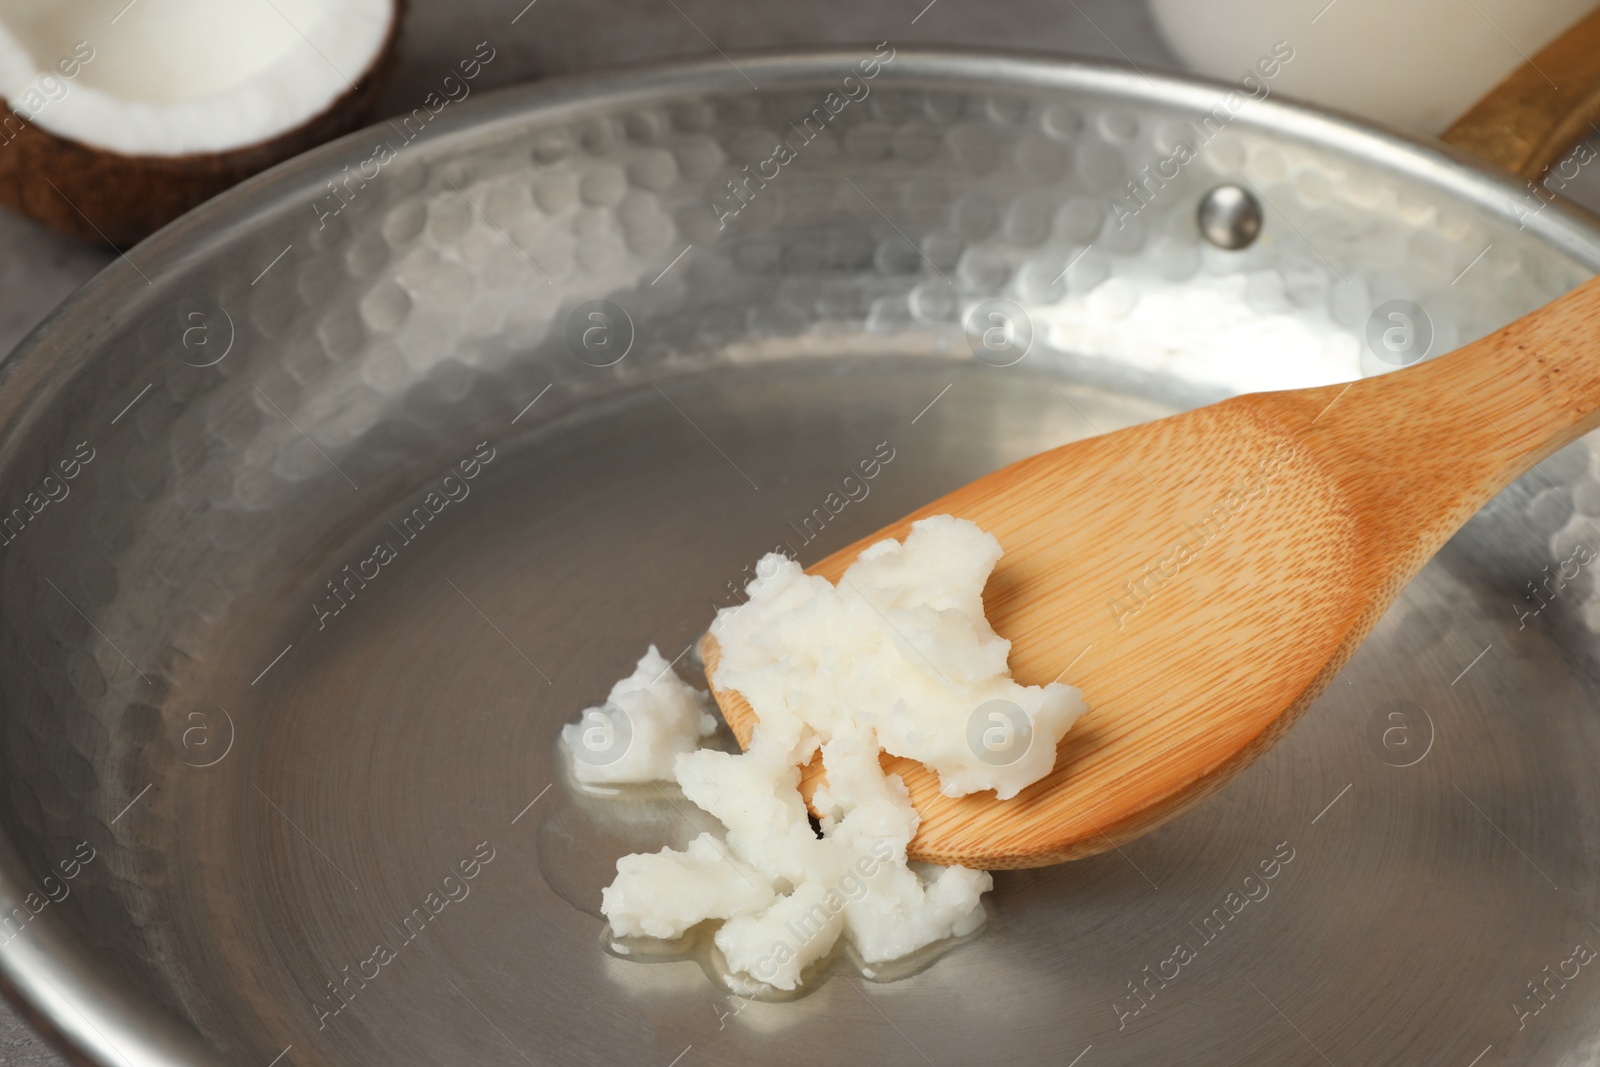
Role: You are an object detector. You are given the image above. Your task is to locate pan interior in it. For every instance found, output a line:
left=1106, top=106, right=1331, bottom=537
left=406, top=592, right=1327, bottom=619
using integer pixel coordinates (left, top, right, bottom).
left=4, top=56, right=1600, bottom=1065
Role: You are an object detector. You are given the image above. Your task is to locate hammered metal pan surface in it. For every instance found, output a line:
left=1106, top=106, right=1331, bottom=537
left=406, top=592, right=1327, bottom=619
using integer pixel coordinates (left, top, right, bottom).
left=2, top=50, right=1600, bottom=1066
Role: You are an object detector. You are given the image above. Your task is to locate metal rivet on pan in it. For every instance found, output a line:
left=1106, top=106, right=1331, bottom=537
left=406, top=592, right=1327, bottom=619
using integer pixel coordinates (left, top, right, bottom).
left=1197, top=184, right=1262, bottom=250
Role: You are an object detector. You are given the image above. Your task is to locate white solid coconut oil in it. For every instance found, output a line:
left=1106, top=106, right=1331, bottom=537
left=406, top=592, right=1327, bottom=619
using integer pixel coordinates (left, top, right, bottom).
left=562, top=515, right=1088, bottom=992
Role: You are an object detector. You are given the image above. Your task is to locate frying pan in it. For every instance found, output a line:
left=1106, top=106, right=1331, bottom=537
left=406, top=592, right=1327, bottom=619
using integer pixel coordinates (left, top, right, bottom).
left=4, top=14, right=1600, bottom=1066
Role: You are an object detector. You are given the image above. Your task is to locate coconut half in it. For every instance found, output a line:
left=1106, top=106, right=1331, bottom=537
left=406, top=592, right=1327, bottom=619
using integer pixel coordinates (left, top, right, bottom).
left=0, top=0, right=401, bottom=246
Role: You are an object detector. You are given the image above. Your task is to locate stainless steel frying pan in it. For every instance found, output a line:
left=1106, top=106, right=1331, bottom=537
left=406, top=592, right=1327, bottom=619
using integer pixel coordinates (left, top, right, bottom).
left=5, top=26, right=1600, bottom=1067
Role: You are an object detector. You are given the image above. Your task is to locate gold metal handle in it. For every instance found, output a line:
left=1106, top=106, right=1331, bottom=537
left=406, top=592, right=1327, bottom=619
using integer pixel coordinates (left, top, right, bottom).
left=1441, top=3, right=1600, bottom=179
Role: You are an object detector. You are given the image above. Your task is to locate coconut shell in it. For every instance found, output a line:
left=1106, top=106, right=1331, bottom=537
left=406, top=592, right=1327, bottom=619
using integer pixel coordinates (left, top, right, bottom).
left=0, top=0, right=403, bottom=248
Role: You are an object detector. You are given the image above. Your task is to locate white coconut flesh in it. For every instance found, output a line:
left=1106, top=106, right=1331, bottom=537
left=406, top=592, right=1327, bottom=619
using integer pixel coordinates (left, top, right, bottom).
left=0, top=0, right=392, bottom=157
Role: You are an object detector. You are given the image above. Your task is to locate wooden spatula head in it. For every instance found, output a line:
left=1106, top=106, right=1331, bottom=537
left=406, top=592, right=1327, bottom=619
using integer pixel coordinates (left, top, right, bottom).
left=705, top=273, right=1600, bottom=868
left=703, top=393, right=1365, bottom=868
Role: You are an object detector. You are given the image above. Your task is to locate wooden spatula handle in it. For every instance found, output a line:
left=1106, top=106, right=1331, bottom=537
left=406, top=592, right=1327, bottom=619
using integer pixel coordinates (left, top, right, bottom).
left=1442, top=3, right=1600, bottom=179
left=1234, top=272, right=1600, bottom=592
left=1423, top=270, right=1600, bottom=455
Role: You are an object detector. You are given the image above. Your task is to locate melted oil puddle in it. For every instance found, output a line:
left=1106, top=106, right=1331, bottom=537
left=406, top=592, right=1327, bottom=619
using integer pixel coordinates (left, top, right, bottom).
left=600, top=904, right=992, bottom=1001
left=538, top=731, right=986, bottom=999
left=536, top=742, right=726, bottom=919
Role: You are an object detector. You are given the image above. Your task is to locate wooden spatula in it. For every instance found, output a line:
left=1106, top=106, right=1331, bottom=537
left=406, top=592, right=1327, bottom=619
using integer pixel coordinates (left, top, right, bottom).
left=701, top=273, right=1600, bottom=870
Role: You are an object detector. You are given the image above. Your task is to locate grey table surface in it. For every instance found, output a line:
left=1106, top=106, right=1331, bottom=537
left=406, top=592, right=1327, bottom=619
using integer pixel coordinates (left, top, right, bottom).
left=1, top=1, right=1598, bottom=1063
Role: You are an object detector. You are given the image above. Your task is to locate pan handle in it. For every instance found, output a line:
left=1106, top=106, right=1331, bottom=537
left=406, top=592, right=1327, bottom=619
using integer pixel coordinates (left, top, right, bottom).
left=1441, top=3, right=1600, bottom=180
